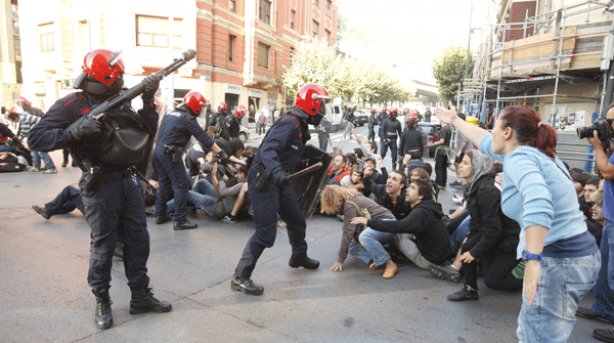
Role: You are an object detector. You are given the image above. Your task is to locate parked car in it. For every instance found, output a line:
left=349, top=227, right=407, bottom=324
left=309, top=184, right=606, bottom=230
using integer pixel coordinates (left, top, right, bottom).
left=350, top=110, right=369, bottom=127
left=417, top=122, right=441, bottom=158
left=239, top=125, right=249, bottom=142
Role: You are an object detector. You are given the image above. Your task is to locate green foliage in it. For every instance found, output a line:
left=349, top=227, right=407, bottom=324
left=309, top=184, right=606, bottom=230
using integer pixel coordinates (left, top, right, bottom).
left=282, top=41, right=410, bottom=104
left=433, top=47, right=474, bottom=102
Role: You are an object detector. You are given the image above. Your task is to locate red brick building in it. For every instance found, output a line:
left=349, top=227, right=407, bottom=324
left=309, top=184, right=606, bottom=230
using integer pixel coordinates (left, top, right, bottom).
left=194, top=0, right=338, bottom=122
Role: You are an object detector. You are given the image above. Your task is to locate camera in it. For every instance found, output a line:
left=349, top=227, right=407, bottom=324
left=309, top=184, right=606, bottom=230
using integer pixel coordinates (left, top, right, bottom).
left=577, top=119, right=614, bottom=141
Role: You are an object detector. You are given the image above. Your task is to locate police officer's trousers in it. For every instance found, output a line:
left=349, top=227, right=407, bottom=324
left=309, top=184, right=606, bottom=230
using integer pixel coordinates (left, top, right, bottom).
left=154, top=147, right=190, bottom=222
left=380, top=139, right=398, bottom=169
left=235, top=170, right=308, bottom=279
left=81, top=176, right=150, bottom=290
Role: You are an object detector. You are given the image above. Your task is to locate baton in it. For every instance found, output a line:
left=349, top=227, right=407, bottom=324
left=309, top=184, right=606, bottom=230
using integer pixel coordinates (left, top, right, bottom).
left=288, top=162, right=324, bottom=180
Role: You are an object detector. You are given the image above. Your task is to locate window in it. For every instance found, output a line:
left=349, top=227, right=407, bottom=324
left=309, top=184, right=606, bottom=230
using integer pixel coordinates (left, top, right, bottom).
left=289, top=46, right=295, bottom=65
left=325, top=29, right=331, bottom=44
left=258, top=42, right=270, bottom=68
left=39, top=22, right=54, bottom=52
left=136, top=15, right=182, bottom=48
left=229, top=0, right=236, bottom=12
left=326, top=0, right=332, bottom=16
left=228, top=34, right=236, bottom=62
left=290, top=10, right=296, bottom=30
left=312, top=20, right=319, bottom=37
left=259, top=0, right=272, bottom=25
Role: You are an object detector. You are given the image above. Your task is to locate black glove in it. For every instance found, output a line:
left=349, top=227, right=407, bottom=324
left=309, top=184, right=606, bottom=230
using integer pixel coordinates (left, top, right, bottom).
left=64, top=116, right=103, bottom=143
left=216, top=150, right=229, bottom=164
left=142, top=75, right=162, bottom=104
left=272, top=171, right=289, bottom=187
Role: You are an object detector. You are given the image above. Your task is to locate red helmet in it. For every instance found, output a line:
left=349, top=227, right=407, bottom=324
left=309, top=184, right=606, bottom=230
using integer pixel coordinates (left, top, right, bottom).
left=389, top=108, right=398, bottom=115
left=233, top=104, right=247, bottom=117
left=82, top=49, right=124, bottom=86
left=295, top=83, right=330, bottom=116
left=370, top=107, right=377, bottom=113
left=217, top=102, right=227, bottom=113
left=183, top=91, right=208, bottom=116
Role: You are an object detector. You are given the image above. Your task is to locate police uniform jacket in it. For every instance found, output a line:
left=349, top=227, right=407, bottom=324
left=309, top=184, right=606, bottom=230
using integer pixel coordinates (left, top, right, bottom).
left=28, top=91, right=158, bottom=172
left=252, top=107, right=309, bottom=175
left=156, top=107, right=214, bottom=150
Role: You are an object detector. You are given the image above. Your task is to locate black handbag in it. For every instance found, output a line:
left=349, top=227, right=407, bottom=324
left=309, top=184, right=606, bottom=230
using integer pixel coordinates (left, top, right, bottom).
left=93, top=109, right=150, bottom=165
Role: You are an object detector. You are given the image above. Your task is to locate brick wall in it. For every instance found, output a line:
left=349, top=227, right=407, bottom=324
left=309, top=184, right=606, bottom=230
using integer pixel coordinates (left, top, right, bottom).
left=504, top=1, right=536, bottom=42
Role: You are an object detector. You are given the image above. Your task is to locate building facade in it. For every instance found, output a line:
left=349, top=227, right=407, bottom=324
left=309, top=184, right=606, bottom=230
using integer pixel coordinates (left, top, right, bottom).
left=0, top=0, right=22, bottom=109
left=17, top=0, right=338, bottom=121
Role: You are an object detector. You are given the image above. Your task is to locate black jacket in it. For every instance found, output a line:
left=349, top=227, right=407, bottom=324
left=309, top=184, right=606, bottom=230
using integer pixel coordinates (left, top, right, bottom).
left=399, top=127, right=424, bottom=157
left=466, top=175, right=520, bottom=258
left=367, top=200, right=453, bottom=265
left=371, top=184, right=411, bottom=219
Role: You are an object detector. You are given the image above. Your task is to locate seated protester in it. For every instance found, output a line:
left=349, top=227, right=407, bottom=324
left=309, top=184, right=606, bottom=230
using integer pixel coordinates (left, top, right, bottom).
left=214, top=137, right=246, bottom=176
left=32, top=185, right=83, bottom=219
left=370, top=170, right=412, bottom=219
left=572, top=171, right=588, bottom=210
left=583, top=175, right=602, bottom=245
left=588, top=185, right=605, bottom=246
left=7, top=110, right=57, bottom=173
left=320, top=185, right=398, bottom=278
left=431, top=151, right=522, bottom=300
left=361, top=156, right=387, bottom=197
left=344, top=152, right=358, bottom=170
left=351, top=179, right=454, bottom=271
left=352, top=148, right=366, bottom=170
left=191, top=150, right=225, bottom=185
left=408, top=166, right=438, bottom=201
left=326, top=154, right=351, bottom=185
left=403, top=151, right=433, bottom=178
left=340, top=165, right=366, bottom=193
left=351, top=131, right=378, bottom=160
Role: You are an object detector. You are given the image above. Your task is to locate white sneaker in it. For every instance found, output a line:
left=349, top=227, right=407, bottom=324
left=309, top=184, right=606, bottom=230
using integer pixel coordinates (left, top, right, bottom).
left=42, top=168, right=57, bottom=174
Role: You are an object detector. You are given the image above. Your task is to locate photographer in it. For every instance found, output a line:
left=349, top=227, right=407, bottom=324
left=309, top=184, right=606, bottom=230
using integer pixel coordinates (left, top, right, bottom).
left=576, top=112, right=614, bottom=342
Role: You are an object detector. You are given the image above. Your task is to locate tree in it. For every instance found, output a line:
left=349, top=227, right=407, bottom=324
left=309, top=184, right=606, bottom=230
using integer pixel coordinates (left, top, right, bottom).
left=433, top=47, right=473, bottom=103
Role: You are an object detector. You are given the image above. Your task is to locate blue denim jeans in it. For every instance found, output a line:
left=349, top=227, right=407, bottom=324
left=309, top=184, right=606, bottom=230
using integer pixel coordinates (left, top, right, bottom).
left=516, top=251, right=600, bottom=343
left=591, top=220, right=614, bottom=320
left=31, top=150, right=56, bottom=169
left=450, top=216, right=471, bottom=252
left=358, top=227, right=396, bottom=267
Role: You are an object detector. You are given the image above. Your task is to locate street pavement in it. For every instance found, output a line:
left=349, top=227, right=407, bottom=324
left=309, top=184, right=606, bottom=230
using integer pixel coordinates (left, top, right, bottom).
left=0, top=126, right=606, bottom=342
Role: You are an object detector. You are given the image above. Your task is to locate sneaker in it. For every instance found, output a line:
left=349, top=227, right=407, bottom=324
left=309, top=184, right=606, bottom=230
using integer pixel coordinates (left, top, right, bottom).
left=42, top=168, right=57, bottom=174
left=428, top=264, right=461, bottom=283
left=577, top=306, right=614, bottom=324
left=30, top=167, right=40, bottom=172
left=594, top=326, right=614, bottom=343
left=32, top=205, right=51, bottom=220
left=382, top=259, right=398, bottom=279
left=231, top=275, right=264, bottom=296
left=447, top=286, right=479, bottom=301
left=223, top=214, right=238, bottom=223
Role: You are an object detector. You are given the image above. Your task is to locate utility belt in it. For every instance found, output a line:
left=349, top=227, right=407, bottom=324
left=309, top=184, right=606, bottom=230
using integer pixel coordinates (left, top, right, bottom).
left=386, top=133, right=398, bottom=139
left=80, top=158, right=135, bottom=192
left=163, top=144, right=184, bottom=163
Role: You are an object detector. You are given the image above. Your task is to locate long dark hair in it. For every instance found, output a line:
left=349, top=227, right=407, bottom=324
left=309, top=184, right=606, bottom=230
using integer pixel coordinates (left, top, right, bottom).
left=499, top=106, right=557, bottom=158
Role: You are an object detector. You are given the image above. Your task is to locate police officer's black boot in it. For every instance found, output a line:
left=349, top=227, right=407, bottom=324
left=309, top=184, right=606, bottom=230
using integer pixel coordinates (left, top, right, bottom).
left=91, top=287, right=113, bottom=330
left=173, top=219, right=198, bottom=230
left=230, top=274, right=264, bottom=296
left=129, top=285, right=172, bottom=314
left=288, top=255, right=320, bottom=270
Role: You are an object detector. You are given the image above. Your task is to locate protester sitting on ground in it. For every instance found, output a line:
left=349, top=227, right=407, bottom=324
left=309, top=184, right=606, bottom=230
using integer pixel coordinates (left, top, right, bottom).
left=430, top=151, right=523, bottom=300
left=370, top=170, right=411, bottom=219
left=583, top=175, right=603, bottom=245
left=7, top=109, right=57, bottom=173
left=572, top=170, right=588, bottom=204
left=408, top=166, right=438, bottom=200
left=320, top=185, right=398, bottom=278
left=340, top=165, right=366, bottom=193
left=327, top=154, right=351, bottom=185
left=351, top=179, right=454, bottom=271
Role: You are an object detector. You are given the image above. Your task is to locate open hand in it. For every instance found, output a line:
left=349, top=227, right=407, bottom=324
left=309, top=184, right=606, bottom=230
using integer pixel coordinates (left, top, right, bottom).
left=350, top=217, right=368, bottom=226
left=459, top=251, right=475, bottom=263
left=330, top=262, right=343, bottom=272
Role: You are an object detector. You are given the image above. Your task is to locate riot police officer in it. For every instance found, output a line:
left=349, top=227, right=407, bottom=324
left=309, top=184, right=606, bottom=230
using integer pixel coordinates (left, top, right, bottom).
left=28, top=49, right=171, bottom=330
left=380, top=108, right=402, bottom=169
left=218, top=103, right=243, bottom=140
left=367, top=107, right=378, bottom=142
left=231, top=83, right=329, bottom=296
left=154, top=91, right=225, bottom=230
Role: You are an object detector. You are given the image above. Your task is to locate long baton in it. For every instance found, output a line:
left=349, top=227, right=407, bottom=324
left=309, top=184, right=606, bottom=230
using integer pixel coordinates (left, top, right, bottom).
left=288, top=162, right=324, bottom=180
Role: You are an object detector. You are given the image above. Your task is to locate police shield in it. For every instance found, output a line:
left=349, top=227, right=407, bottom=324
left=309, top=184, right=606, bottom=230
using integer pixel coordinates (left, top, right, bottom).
left=290, top=145, right=332, bottom=218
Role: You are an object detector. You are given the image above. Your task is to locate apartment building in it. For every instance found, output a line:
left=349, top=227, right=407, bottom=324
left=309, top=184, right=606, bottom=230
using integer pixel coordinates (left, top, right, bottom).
left=17, top=0, right=338, bottom=121
left=0, top=0, right=22, bottom=109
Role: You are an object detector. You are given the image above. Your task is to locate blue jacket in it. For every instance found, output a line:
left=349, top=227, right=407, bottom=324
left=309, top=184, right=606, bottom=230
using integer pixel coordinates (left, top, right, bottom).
left=28, top=91, right=158, bottom=171
left=252, top=107, right=309, bottom=175
left=156, top=107, right=214, bottom=149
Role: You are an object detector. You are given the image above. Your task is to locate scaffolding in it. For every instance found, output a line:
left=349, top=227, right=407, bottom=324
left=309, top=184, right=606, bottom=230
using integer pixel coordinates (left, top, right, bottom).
left=461, top=0, right=614, bottom=126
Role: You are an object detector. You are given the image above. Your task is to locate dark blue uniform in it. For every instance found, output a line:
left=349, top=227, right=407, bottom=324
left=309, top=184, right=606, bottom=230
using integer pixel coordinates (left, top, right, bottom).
left=234, top=109, right=310, bottom=280
left=28, top=91, right=159, bottom=290
left=380, top=117, right=402, bottom=169
left=153, top=107, right=214, bottom=222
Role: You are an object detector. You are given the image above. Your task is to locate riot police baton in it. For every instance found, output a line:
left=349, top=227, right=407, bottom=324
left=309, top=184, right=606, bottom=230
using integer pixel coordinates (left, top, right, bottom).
left=288, top=162, right=324, bottom=180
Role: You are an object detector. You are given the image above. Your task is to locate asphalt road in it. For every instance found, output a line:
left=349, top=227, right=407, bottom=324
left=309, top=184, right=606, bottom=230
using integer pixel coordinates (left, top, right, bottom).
left=0, top=126, right=605, bottom=342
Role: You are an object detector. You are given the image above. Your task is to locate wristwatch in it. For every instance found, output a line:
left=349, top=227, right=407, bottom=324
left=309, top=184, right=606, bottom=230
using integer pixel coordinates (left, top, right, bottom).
left=522, top=250, right=543, bottom=261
